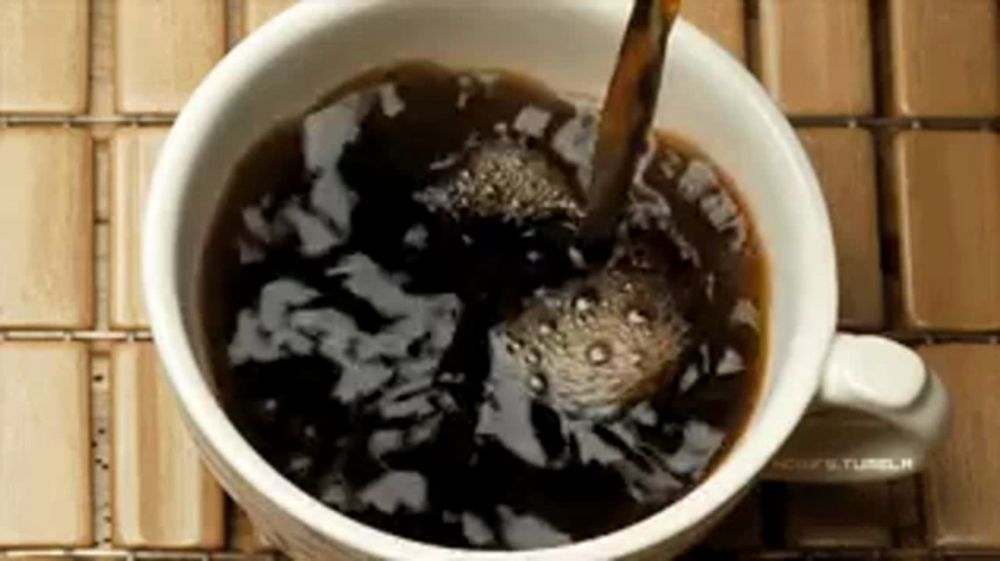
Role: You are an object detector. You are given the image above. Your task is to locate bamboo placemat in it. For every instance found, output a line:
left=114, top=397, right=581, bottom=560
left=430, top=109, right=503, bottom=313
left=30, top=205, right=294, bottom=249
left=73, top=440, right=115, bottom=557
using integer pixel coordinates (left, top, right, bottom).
left=0, top=1, right=997, bottom=559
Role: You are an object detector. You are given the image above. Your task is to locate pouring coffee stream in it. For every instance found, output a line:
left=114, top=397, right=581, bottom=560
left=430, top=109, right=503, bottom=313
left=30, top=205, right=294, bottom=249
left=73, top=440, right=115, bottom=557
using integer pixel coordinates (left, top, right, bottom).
left=582, top=0, right=682, bottom=250
left=499, top=0, right=685, bottom=417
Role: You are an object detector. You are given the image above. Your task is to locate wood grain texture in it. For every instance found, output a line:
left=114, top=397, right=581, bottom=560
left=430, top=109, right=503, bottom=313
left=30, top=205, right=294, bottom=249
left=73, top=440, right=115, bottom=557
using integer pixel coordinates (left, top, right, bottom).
left=785, top=483, right=892, bottom=548
left=891, top=131, right=1000, bottom=330
left=110, top=128, right=169, bottom=328
left=798, top=128, right=884, bottom=329
left=115, top=0, right=226, bottom=114
left=919, top=345, right=1000, bottom=547
left=0, top=129, right=93, bottom=328
left=680, top=0, right=745, bottom=62
left=0, top=343, right=92, bottom=546
left=111, top=343, right=225, bottom=548
left=887, top=0, right=1000, bottom=117
left=0, top=0, right=89, bottom=113
left=757, top=0, right=874, bottom=116
left=242, top=0, right=297, bottom=36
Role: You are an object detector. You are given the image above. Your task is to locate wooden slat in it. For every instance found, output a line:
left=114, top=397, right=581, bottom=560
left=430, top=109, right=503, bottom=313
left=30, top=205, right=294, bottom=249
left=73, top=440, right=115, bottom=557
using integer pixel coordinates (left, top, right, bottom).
left=890, top=477, right=924, bottom=548
left=798, top=128, right=883, bottom=329
left=0, top=0, right=89, bottom=113
left=887, top=0, right=1000, bottom=117
left=230, top=507, right=274, bottom=553
left=890, top=131, right=1000, bottom=330
left=89, top=0, right=116, bottom=120
left=700, top=488, right=763, bottom=549
left=0, top=343, right=92, bottom=546
left=110, top=128, right=169, bottom=328
left=0, top=129, right=93, bottom=328
left=756, top=0, right=874, bottom=116
left=243, top=0, right=297, bottom=36
left=919, top=345, right=1000, bottom=547
left=111, top=343, right=225, bottom=548
left=115, top=0, right=226, bottom=114
left=6, top=557, right=120, bottom=561
left=785, top=483, right=892, bottom=548
left=680, top=0, right=745, bottom=62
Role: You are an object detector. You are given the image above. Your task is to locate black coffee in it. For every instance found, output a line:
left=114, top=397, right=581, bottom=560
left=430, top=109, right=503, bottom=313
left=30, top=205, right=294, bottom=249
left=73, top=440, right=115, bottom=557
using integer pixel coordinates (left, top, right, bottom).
left=201, top=62, right=766, bottom=550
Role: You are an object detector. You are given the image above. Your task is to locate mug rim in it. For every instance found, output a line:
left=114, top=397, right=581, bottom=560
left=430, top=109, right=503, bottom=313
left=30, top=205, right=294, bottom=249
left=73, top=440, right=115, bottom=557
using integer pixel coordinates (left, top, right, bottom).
left=144, top=2, right=837, bottom=559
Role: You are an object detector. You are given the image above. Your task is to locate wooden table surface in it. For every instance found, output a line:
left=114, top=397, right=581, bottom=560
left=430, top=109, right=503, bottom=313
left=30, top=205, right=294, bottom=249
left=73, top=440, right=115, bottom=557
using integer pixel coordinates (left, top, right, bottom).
left=0, top=0, right=998, bottom=559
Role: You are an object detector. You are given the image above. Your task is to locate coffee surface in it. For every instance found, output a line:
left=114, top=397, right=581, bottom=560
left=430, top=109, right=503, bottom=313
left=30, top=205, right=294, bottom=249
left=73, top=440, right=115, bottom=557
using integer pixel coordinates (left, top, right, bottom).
left=201, top=62, right=766, bottom=550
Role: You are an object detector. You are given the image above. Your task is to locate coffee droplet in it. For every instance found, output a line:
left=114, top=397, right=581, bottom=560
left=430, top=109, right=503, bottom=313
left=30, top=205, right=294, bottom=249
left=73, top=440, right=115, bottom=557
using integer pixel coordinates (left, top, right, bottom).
left=529, top=373, right=548, bottom=394
left=303, top=424, right=318, bottom=442
left=586, top=342, right=612, bottom=365
left=526, top=350, right=541, bottom=366
left=287, top=454, right=313, bottom=477
left=574, top=297, right=594, bottom=313
left=255, top=398, right=279, bottom=422
left=626, top=309, right=649, bottom=325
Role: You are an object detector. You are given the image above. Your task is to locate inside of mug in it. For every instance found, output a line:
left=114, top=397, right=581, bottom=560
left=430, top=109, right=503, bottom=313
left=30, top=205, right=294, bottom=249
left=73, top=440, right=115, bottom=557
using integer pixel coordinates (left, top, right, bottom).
left=162, top=0, right=835, bottom=551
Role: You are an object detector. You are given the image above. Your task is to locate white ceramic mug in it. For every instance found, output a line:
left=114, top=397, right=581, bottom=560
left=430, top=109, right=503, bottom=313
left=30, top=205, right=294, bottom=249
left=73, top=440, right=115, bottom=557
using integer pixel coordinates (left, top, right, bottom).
left=143, top=1, right=950, bottom=559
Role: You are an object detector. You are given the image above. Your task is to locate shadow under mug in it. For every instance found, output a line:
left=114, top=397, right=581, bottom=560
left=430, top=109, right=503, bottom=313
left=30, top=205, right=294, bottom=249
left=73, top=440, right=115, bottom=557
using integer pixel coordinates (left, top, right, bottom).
left=143, top=1, right=950, bottom=559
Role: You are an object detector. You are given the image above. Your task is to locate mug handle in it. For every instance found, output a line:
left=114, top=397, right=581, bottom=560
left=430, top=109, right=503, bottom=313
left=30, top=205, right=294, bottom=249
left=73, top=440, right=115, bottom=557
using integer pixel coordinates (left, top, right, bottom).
left=764, top=334, right=950, bottom=482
